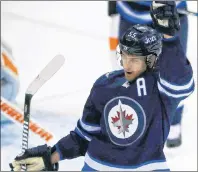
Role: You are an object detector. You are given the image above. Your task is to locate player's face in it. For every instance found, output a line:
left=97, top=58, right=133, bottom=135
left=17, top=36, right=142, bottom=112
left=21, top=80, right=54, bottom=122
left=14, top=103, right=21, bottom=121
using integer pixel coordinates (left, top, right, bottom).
left=121, top=52, right=147, bottom=81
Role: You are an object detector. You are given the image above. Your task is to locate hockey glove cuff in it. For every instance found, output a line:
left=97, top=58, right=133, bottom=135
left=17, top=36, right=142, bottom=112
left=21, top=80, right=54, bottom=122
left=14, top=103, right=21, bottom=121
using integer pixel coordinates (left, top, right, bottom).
left=9, top=144, right=59, bottom=171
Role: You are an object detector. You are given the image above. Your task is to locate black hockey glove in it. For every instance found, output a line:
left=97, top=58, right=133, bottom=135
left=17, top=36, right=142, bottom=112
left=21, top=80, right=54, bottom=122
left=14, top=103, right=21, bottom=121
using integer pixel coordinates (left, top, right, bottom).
left=150, top=1, right=180, bottom=36
left=9, top=144, right=59, bottom=171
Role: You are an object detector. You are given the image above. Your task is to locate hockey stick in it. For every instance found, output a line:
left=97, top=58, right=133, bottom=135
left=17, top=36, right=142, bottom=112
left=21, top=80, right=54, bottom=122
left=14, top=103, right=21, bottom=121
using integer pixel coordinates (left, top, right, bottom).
left=1, top=96, right=53, bottom=142
left=20, top=55, right=65, bottom=171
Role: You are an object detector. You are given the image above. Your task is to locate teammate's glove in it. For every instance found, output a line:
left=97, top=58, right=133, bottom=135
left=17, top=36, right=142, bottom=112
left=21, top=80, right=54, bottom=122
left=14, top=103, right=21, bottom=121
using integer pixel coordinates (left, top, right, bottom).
left=150, top=1, right=180, bottom=36
left=9, top=144, right=59, bottom=171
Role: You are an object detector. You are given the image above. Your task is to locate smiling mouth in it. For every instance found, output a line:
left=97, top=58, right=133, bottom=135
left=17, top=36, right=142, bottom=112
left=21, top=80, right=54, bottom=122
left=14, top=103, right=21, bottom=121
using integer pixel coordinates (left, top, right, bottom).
left=126, top=71, right=132, bottom=74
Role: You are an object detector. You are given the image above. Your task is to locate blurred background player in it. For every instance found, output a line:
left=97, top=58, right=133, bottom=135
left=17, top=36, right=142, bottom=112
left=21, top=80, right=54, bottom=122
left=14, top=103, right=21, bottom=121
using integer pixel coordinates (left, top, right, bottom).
left=108, top=1, right=188, bottom=148
left=1, top=39, right=20, bottom=124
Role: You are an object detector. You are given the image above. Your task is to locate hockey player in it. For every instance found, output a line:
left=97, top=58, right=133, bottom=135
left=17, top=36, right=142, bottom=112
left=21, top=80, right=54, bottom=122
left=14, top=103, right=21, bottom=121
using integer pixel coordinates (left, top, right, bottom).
left=1, top=39, right=20, bottom=124
left=1, top=39, right=19, bottom=102
left=10, top=2, right=194, bottom=171
left=108, top=1, right=189, bottom=148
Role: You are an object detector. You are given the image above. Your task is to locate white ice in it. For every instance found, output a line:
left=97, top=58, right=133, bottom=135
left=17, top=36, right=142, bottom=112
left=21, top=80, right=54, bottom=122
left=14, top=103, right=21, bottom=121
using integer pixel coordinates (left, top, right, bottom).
left=1, top=1, right=197, bottom=171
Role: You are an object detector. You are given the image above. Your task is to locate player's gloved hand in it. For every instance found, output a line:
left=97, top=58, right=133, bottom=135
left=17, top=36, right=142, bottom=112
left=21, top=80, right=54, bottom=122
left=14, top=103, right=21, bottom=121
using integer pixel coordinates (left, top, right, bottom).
left=150, top=1, right=180, bottom=36
left=9, top=144, right=58, bottom=171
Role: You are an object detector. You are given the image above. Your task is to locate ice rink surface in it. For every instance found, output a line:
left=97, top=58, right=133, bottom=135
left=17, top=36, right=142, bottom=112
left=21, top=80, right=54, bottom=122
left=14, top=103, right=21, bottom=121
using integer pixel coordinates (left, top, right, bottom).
left=1, top=1, right=197, bottom=171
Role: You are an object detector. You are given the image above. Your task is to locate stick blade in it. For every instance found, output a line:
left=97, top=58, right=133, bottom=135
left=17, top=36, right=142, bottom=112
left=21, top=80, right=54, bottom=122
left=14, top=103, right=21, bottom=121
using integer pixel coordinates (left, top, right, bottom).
left=26, top=54, right=65, bottom=95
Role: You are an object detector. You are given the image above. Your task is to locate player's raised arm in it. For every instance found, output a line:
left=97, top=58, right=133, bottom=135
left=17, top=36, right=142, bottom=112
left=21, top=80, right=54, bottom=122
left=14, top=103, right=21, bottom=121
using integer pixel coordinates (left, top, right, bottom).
left=150, top=1, right=195, bottom=101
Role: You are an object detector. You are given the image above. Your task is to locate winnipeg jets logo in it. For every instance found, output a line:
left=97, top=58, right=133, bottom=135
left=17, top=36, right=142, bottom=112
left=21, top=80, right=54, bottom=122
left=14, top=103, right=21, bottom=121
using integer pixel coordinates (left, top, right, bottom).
left=122, top=81, right=130, bottom=88
left=123, top=45, right=128, bottom=51
left=104, top=96, right=146, bottom=146
left=111, top=100, right=134, bottom=137
left=17, top=151, right=25, bottom=158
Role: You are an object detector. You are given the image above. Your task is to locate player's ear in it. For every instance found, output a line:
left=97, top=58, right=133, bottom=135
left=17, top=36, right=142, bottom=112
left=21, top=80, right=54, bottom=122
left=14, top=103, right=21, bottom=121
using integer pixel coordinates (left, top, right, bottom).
left=146, top=54, right=157, bottom=69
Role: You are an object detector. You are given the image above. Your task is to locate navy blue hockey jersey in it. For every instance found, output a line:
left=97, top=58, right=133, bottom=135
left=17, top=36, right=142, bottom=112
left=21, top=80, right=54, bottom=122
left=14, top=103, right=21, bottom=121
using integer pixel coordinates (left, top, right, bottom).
left=116, top=1, right=187, bottom=24
left=54, top=37, right=194, bottom=171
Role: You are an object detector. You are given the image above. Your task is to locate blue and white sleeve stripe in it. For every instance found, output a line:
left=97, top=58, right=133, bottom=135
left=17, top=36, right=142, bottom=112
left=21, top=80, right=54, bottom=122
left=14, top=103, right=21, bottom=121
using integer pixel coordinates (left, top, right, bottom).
left=157, top=74, right=194, bottom=99
left=74, top=126, right=92, bottom=142
left=74, top=119, right=101, bottom=142
left=116, top=1, right=152, bottom=24
left=79, top=118, right=101, bottom=134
